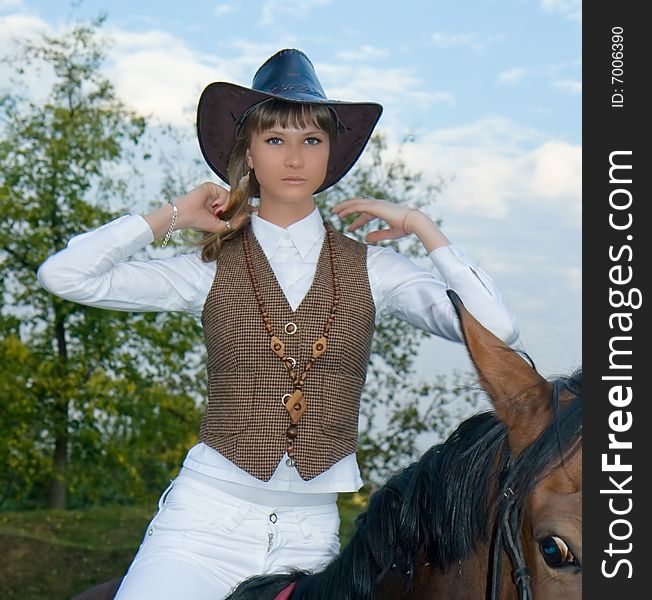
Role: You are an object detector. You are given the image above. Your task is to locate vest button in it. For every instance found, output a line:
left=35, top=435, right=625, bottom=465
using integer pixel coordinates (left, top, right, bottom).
left=284, top=322, right=297, bottom=335
left=269, top=513, right=278, bottom=523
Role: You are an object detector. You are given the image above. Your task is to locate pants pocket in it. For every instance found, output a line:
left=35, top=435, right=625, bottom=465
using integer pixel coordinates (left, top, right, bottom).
left=295, top=507, right=340, bottom=548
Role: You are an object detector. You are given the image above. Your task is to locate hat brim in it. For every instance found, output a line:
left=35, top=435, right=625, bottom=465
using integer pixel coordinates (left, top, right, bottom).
left=196, top=82, right=383, bottom=193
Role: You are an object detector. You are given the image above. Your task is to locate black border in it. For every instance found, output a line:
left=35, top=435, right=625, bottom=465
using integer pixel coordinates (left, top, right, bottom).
left=584, top=3, right=649, bottom=597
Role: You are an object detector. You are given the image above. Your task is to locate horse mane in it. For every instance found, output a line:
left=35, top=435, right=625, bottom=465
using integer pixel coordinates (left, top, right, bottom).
left=228, top=370, right=583, bottom=600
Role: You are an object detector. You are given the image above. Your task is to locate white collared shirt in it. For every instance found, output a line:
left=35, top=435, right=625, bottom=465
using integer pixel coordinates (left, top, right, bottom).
left=38, top=208, right=518, bottom=493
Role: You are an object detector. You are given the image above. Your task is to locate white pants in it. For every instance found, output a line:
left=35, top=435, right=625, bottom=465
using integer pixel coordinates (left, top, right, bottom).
left=114, top=469, right=340, bottom=600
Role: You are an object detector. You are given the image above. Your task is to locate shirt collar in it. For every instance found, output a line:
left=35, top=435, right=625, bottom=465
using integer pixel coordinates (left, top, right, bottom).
left=251, top=207, right=325, bottom=259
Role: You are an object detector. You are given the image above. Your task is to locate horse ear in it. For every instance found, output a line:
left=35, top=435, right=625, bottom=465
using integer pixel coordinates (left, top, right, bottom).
left=447, top=290, right=553, bottom=456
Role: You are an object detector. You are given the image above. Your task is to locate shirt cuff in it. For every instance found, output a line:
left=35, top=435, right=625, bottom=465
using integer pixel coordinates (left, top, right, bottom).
left=428, top=244, right=473, bottom=278
left=429, top=244, right=496, bottom=298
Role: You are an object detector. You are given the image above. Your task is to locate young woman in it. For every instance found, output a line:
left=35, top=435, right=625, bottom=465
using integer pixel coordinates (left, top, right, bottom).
left=38, top=49, right=518, bottom=600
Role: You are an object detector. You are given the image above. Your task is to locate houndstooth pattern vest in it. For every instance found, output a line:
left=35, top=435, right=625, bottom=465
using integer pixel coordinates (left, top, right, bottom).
left=200, top=223, right=376, bottom=481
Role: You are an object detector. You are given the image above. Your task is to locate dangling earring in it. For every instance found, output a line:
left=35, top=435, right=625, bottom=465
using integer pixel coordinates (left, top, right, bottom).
left=238, top=169, right=251, bottom=191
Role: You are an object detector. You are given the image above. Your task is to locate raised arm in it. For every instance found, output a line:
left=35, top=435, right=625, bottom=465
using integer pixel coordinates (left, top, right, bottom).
left=37, top=182, right=245, bottom=316
left=332, top=197, right=519, bottom=344
left=331, top=197, right=450, bottom=252
left=142, top=181, right=239, bottom=240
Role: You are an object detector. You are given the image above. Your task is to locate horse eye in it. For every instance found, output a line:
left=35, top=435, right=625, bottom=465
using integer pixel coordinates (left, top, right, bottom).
left=539, top=535, right=576, bottom=568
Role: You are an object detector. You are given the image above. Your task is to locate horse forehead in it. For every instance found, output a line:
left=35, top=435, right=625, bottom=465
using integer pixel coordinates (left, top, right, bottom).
left=530, top=483, right=582, bottom=519
left=529, top=449, right=582, bottom=512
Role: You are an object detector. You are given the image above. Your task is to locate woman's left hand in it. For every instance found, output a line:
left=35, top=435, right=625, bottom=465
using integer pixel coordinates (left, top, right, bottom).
left=331, top=197, right=420, bottom=243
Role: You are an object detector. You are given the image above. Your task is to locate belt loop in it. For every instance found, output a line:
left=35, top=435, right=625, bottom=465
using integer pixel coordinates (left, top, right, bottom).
left=157, top=479, right=175, bottom=510
left=295, top=509, right=312, bottom=540
left=223, top=503, right=251, bottom=533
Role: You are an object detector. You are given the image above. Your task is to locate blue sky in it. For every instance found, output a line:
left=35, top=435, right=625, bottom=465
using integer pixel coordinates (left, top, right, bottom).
left=0, top=0, right=582, bottom=382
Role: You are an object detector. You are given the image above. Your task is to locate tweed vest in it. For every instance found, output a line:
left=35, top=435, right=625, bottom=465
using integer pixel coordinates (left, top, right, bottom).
left=200, top=223, right=376, bottom=481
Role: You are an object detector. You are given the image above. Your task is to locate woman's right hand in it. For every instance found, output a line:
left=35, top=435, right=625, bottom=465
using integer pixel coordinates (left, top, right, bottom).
left=176, top=182, right=237, bottom=233
left=144, top=182, right=249, bottom=240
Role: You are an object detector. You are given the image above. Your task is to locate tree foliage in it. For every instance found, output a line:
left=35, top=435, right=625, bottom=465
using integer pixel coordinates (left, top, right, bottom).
left=0, top=18, right=203, bottom=509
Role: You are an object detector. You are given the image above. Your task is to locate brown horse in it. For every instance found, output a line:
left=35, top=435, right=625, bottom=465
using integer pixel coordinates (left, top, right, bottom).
left=74, top=290, right=582, bottom=599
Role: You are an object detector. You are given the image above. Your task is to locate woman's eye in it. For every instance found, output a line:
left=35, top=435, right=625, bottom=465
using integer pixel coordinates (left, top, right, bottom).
left=265, top=137, right=283, bottom=145
left=305, top=137, right=322, bottom=145
left=539, top=535, right=578, bottom=569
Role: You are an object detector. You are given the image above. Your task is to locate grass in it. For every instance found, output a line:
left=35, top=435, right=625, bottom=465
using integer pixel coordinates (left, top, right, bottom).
left=1, top=493, right=367, bottom=600
left=0, top=505, right=153, bottom=600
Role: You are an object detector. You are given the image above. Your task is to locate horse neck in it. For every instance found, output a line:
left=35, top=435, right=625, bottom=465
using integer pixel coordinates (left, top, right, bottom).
left=430, top=546, right=496, bottom=599
left=386, top=442, right=518, bottom=600
left=378, top=545, right=519, bottom=600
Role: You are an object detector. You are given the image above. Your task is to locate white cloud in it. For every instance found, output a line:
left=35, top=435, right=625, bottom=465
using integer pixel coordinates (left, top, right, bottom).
left=500, top=61, right=580, bottom=92
left=499, top=67, right=528, bottom=84
left=0, top=12, right=49, bottom=46
left=430, top=31, right=502, bottom=51
left=102, top=33, right=452, bottom=128
left=546, top=57, right=582, bottom=76
left=0, top=0, right=23, bottom=10
left=99, top=29, right=455, bottom=131
left=259, top=0, right=332, bottom=26
left=337, top=45, right=389, bottom=62
left=390, top=118, right=581, bottom=226
left=213, top=4, right=234, bottom=17
left=552, top=78, right=581, bottom=94
left=0, top=15, right=237, bottom=128
left=401, top=123, right=582, bottom=379
left=0, top=13, right=54, bottom=98
left=105, top=28, right=243, bottom=126
left=431, top=32, right=477, bottom=48
left=225, top=37, right=302, bottom=75
left=530, top=141, right=582, bottom=201
left=564, top=266, right=581, bottom=293
left=540, top=0, right=581, bottom=22
left=317, top=61, right=454, bottom=112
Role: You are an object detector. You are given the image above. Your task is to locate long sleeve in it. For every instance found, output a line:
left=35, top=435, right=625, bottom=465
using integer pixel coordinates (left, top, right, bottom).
left=367, top=244, right=519, bottom=344
left=37, top=215, right=215, bottom=318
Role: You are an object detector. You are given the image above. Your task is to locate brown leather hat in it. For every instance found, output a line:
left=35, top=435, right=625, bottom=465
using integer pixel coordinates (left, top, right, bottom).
left=196, top=48, right=383, bottom=193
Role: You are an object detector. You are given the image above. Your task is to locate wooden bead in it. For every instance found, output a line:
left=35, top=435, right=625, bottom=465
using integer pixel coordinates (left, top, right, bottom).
left=287, top=424, right=299, bottom=439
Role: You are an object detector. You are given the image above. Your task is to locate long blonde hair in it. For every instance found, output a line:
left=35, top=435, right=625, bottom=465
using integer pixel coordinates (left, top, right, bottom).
left=200, top=99, right=338, bottom=262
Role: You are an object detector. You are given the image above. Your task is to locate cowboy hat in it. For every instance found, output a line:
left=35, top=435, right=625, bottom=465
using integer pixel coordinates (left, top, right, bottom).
left=196, top=48, right=383, bottom=193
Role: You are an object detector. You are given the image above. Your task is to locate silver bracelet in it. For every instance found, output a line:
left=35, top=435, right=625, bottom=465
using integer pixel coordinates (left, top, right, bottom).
left=161, top=201, right=178, bottom=247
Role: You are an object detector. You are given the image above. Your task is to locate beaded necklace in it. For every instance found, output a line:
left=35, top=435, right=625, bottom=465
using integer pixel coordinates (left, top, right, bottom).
left=242, top=223, right=341, bottom=466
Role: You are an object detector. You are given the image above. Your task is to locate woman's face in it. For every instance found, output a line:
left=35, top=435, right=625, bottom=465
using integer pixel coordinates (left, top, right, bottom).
left=246, top=122, right=330, bottom=208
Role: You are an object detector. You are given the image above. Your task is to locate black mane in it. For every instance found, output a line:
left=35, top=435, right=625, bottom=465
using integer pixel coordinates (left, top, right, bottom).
left=227, top=370, right=583, bottom=600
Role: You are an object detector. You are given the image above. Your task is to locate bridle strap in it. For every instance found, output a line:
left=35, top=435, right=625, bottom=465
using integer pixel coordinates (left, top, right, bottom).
left=490, top=513, right=504, bottom=600
left=490, top=485, right=533, bottom=600
left=501, top=495, right=533, bottom=600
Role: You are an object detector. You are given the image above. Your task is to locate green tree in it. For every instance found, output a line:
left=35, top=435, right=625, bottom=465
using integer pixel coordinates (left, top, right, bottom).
left=0, top=19, right=203, bottom=510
